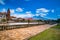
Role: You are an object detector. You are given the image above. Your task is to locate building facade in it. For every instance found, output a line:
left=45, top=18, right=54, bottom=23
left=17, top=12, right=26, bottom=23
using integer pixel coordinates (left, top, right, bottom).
left=0, top=12, right=6, bottom=22
left=0, top=9, right=10, bottom=23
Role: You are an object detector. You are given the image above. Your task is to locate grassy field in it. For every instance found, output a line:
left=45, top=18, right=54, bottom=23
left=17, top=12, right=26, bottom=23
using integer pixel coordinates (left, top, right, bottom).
left=29, top=24, right=60, bottom=40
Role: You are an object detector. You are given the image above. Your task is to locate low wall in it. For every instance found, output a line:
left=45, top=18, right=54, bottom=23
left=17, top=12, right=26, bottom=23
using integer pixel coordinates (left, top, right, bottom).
left=0, top=22, right=45, bottom=31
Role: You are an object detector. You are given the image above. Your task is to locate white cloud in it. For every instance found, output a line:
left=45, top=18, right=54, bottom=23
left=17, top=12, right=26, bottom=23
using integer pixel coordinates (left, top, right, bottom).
left=19, top=14, right=27, bottom=18
left=12, top=14, right=27, bottom=18
left=36, top=8, right=49, bottom=17
left=11, top=11, right=35, bottom=18
left=35, top=13, right=40, bottom=16
left=26, top=11, right=31, bottom=14
left=12, top=14, right=29, bottom=18
left=35, top=13, right=47, bottom=17
left=36, top=8, right=49, bottom=13
left=16, top=8, right=23, bottom=12
left=0, top=0, right=5, bottom=5
left=26, top=11, right=35, bottom=17
left=1, top=8, right=6, bottom=12
left=10, top=9, right=15, bottom=13
left=51, top=9, right=54, bottom=13
left=40, top=13, right=47, bottom=17
left=1, top=8, right=15, bottom=14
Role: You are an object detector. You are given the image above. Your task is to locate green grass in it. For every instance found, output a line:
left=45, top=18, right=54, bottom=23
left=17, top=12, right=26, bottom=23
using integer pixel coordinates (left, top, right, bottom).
left=29, top=24, right=60, bottom=40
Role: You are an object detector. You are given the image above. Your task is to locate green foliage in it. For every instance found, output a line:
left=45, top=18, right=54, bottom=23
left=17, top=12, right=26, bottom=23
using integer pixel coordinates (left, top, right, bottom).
left=57, top=19, right=60, bottom=23
left=1, top=19, right=6, bottom=22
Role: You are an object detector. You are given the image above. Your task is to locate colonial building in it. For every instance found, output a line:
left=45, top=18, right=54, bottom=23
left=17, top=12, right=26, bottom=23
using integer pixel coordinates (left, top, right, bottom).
left=0, top=12, right=6, bottom=22
left=0, top=9, right=10, bottom=23
left=0, top=9, right=25, bottom=23
left=0, top=8, right=33, bottom=23
left=6, top=9, right=10, bottom=21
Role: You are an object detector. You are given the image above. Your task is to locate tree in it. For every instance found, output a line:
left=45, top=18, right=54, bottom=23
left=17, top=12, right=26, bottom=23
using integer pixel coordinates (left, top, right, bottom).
left=37, top=20, right=42, bottom=24
left=57, top=19, right=60, bottom=23
left=1, top=19, right=7, bottom=22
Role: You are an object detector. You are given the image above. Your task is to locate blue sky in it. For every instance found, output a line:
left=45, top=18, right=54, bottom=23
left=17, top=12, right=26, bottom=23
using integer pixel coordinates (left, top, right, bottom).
left=0, top=0, right=60, bottom=20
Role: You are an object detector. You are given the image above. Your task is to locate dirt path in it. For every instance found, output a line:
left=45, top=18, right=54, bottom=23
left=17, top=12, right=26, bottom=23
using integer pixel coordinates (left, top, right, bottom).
left=0, top=24, right=57, bottom=40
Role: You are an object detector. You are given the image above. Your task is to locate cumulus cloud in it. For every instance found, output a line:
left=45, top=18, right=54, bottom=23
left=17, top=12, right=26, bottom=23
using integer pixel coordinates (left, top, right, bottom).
left=10, top=9, right=15, bottom=13
left=51, top=9, right=54, bottom=13
left=12, top=14, right=31, bottom=18
left=36, top=8, right=49, bottom=17
left=12, top=14, right=26, bottom=18
left=18, top=14, right=27, bottom=18
left=1, top=8, right=6, bottom=12
left=35, top=13, right=40, bottom=16
left=26, top=11, right=35, bottom=17
left=35, top=13, right=48, bottom=17
left=11, top=11, right=35, bottom=18
left=36, top=8, right=49, bottom=13
left=0, top=0, right=5, bottom=5
left=40, top=13, right=47, bottom=17
left=16, top=8, right=23, bottom=12
left=1, top=8, right=15, bottom=14
left=26, top=11, right=31, bottom=14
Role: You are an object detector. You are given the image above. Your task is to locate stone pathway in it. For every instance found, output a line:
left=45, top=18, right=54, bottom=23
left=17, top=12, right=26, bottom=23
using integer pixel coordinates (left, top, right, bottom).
left=0, top=24, right=57, bottom=40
